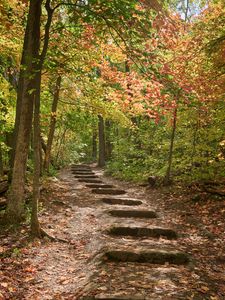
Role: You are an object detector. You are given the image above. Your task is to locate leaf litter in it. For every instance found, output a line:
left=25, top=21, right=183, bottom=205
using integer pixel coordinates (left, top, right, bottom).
left=0, top=166, right=224, bottom=299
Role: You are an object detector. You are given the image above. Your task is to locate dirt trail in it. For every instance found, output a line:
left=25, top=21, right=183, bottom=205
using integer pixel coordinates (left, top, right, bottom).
left=1, top=165, right=224, bottom=299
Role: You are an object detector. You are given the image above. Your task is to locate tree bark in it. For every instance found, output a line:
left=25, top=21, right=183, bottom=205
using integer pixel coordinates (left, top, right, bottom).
left=105, top=120, right=113, bottom=161
left=0, top=180, right=8, bottom=195
left=191, top=109, right=200, bottom=170
left=98, top=115, right=106, bottom=167
left=55, top=127, right=68, bottom=165
left=5, top=132, right=14, bottom=174
left=44, top=76, right=61, bottom=172
left=41, top=136, right=47, bottom=154
left=5, top=0, right=43, bottom=223
left=0, top=144, right=4, bottom=177
left=30, top=0, right=53, bottom=236
left=92, top=129, right=97, bottom=161
left=31, top=72, right=42, bottom=237
left=164, top=107, right=177, bottom=185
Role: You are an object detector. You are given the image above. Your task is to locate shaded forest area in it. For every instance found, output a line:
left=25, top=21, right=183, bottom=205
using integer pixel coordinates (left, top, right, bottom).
left=0, top=0, right=225, bottom=299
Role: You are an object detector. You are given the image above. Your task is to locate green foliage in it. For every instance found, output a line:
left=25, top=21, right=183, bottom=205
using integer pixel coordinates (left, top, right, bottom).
left=106, top=102, right=225, bottom=183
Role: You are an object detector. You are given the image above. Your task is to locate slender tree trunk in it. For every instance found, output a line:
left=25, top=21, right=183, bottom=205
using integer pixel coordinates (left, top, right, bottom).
left=184, top=0, right=189, bottom=23
left=39, top=137, right=43, bottom=174
left=41, top=136, right=47, bottom=154
left=44, top=75, right=61, bottom=172
left=98, top=115, right=106, bottom=167
left=191, top=109, right=200, bottom=169
left=105, top=120, right=112, bottom=161
left=31, top=72, right=42, bottom=237
left=10, top=26, right=29, bottom=173
left=30, top=0, right=53, bottom=236
left=0, top=144, right=4, bottom=176
left=55, top=127, right=68, bottom=165
left=191, top=122, right=198, bottom=168
left=92, top=129, right=97, bottom=161
left=5, top=132, right=14, bottom=180
left=5, top=0, right=43, bottom=223
left=164, top=107, right=177, bottom=185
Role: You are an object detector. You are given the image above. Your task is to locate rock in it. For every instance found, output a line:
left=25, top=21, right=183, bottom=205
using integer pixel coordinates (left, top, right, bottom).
left=92, top=189, right=126, bottom=195
left=73, top=171, right=95, bottom=175
left=0, top=181, right=8, bottom=195
left=86, top=184, right=114, bottom=189
left=74, top=175, right=99, bottom=179
left=107, top=226, right=177, bottom=239
left=147, top=176, right=157, bottom=187
left=78, top=179, right=103, bottom=184
left=0, top=198, right=7, bottom=209
left=85, top=295, right=147, bottom=300
left=107, top=209, right=157, bottom=218
left=102, top=198, right=142, bottom=206
left=103, top=249, right=190, bottom=265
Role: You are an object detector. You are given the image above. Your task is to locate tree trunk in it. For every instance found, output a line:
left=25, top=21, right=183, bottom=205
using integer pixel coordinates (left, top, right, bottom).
left=92, top=129, right=97, bottom=161
left=0, top=144, right=4, bottom=177
left=31, top=72, right=42, bottom=237
left=191, top=110, right=200, bottom=170
left=98, top=115, right=106, bottom=167
left=55, top=127, right=68, bottom=165
left=30, top=0, right=53, bottom=236
left=5, top=132, right=14, bottom=176
left=5, top=0, right=43, bottom=223
left=44, top=75, right=61, bottom=172
left=164, top=107, right=177, bottom=185
left=41, top=136, right=47, bottom=154
left=105, top=120, right=113, bottom=161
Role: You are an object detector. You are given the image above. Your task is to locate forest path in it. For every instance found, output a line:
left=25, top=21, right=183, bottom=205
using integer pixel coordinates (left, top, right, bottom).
left=1, top=165, right=224, bottom=300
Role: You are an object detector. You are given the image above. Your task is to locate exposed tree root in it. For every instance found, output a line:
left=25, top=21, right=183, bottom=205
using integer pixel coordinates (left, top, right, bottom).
left=40, top=228, right=69, bottom=243
left=30, top=228, right=69, bottom=243
left=203, top=187, right=225, bottom=197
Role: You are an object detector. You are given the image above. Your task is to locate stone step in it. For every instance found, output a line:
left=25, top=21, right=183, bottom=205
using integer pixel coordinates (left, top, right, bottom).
left=107, top=226, right=177, bottom=239
left=83, top=295, right=147, bottom=300
left=71, top=164, right=90, bottom=168
left=71, top=167, right=91, bottom=170
left=102, top=198, right=143, bottom=206
left=78, top=179, right=103, bottom=184
left=103, top=249, right=190, bottom=265
left=86, top=184, right=114, bottom=189
left=92, top=189, right=126, bottom=195
left=71, top=167, right=92, bottom=171
left=72, top=171, right=95, bottom=175
left=71, top=166, right=91, bottom=169
left=74, top=175, right=99, bottom=179
left=107, top=209, right=157, bottom=218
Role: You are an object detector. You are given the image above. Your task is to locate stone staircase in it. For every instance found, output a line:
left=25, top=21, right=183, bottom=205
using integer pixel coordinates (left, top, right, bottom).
left=71, top=164, right=191, bottom=300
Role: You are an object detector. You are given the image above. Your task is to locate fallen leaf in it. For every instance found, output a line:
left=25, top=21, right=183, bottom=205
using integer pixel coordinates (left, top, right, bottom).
left=199, top=286, right=210, bottom=293
left=0, top=282, right=8, bottom=288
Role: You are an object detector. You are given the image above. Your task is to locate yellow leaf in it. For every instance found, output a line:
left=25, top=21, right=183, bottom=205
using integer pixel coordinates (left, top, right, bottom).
left=199, top=286, right=209, bottom=293
left=0, top=282, right=8, bottom=288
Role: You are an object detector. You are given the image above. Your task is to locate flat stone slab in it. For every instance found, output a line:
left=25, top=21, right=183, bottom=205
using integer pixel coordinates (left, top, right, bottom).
left=71, top=166, right=91, bottom=170
left=103, top=249, right=190, bottom=265
left=71, top=168, right=92, bottom=171
left=107, top=226, right=177, bottom=239
left=72, top=171, right=95, bottom=175
left=71, top=164, right=90, bottom=168
left=86, top=184, right=114, bottom=189
left=83, top=295, right=146, bottom=300
left=74, top=175, right=99, bottom=179
left=78, top=179, right=103, bottom=184
left=107, top=210, right=157, bottom=218
left=102, top=198, right=142, bottom=206
left=92, top=189, right=126, bottom=195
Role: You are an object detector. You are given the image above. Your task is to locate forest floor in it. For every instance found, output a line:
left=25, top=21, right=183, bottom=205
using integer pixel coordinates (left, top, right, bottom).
left=0, top=165, right=225, bottom=300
